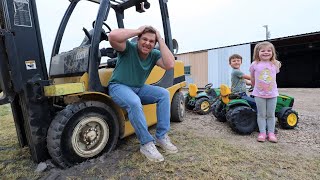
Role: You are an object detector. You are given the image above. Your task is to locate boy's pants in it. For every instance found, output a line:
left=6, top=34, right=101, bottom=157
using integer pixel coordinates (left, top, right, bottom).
left=239, top=92, right=257, bottom=111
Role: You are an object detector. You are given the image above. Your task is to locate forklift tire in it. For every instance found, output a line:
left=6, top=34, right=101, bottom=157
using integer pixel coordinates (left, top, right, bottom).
left=47, top=101, right=119, bottom=168
left=212, top=100, right=226, bottom=122
left=226, top=106, right=257, bottom=135
left=279, top=109, right=298, bottom=129
left=0, top=81, right=2, bottom=93
left=194, top=97, right=211, bottom=115
left=171, top=91, right=185, bottom=122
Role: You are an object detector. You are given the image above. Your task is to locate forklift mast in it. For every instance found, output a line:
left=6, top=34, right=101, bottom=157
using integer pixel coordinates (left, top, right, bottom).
left=0, top=0, right=52, bottom=162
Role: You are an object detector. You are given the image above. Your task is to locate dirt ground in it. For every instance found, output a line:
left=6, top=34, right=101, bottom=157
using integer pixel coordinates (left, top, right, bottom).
left=186, top=88, right=320, bottom=153
left=40, top=88, right=320, bottom=179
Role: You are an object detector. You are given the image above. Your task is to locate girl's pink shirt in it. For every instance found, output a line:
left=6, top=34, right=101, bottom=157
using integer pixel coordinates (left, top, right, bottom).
left=249, top=61, right=279, bottom=98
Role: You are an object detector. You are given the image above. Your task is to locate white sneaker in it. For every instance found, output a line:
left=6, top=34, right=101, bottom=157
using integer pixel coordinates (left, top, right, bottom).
left=156, top=134, right=178, bottom=154
left=140, top=142, right=164, bottom=162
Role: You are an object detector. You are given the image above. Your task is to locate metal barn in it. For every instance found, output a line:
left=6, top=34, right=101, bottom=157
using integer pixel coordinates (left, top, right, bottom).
left=177, top=32, right=320, bottom=88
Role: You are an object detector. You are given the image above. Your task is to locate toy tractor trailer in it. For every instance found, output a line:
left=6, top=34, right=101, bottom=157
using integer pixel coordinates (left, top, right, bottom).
left=0, top=0, right=186, bottom=168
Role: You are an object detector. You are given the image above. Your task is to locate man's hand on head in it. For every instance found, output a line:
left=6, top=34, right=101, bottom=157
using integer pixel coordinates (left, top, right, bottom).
left=137, top=25, right=148, bottom=35
left=154, top=29, right=162, bottom=41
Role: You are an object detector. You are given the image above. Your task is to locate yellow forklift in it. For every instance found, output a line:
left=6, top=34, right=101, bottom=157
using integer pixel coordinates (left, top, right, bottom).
left=0, top=0, right=186, bottom=168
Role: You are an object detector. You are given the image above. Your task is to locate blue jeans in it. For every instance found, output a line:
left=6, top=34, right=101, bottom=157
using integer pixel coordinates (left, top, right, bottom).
left=239, top=92, right=257, bottom=111
left=108, top=83, right=170, bottom=145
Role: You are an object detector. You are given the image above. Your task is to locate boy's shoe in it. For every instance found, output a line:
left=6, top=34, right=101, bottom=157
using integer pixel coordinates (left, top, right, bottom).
left=268, top=132, right=278, bottom=143
left=140, top=142, right=164, bottom=162
left=156, top=134, right=178, bottom=154
left=257, top=133, right=267, bottom=142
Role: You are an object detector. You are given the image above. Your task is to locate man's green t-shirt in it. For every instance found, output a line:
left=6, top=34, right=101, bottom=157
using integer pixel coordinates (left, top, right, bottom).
left=109, top=41, right=161, bottom=87
left=231, top=69, right=246, bottom=93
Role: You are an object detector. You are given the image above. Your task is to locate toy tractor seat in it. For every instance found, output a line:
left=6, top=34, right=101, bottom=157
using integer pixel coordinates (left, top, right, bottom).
left=219, top=84, right=256, bottom=109
left=220, top=84, right=231, bottom=104
left=188, top=83, right=199, bottom=97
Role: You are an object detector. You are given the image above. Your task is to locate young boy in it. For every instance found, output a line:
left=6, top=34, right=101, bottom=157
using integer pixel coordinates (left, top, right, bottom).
left=229, top=54, right=256, bottom=110
left=229, top=54, right=251, bottom=95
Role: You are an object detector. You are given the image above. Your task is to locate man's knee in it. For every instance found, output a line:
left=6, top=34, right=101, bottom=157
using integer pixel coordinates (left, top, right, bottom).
left=127, top=98, right=143, bottom=110
left=160, top=88, right=170, bottom=99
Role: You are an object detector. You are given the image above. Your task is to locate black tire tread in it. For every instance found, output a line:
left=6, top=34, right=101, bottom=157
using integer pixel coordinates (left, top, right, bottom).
left=226, top=106, right=257, bottom=135
left=184, top=95, right=194, bottom=110
left=279, top=109, right=299, bottom=129
left=212, top=100, right=226, bottom=122
left=171, top=91, right=185, bottom=122
left=194, top=97, right=211, bottom=115
left=47, top=101, right=119, bottom=168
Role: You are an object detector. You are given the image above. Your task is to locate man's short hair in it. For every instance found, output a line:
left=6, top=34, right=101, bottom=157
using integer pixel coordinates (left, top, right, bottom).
left=229, top=54, right=242, bottom=64
left=138, top=26, right=157, bottom=39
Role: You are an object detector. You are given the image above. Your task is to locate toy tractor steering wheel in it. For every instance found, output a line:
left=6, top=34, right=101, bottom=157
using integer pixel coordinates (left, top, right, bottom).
left=205, top=83, right=213, bottom=89
left=248, top=86, right=254, bottom=92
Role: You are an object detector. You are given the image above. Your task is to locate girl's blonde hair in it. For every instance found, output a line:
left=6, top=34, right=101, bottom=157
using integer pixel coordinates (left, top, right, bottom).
left=253, top=41, right=281, bottom=69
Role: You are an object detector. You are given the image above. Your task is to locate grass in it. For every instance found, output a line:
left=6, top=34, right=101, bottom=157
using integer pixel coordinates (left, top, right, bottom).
left=0, top=104, right=319, bottom=179
left=0, top=104, right=42, bottom=179
left=101, top=130, right=320, bottom=180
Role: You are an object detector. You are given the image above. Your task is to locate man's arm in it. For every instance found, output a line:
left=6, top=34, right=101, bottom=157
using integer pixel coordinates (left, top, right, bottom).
left=155, top=31, right=175, bottom=70
left=108, top=26, right=147, bottom=52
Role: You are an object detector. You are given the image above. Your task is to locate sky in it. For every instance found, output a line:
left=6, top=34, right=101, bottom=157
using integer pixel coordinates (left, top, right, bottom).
left=36, top=0, right=320, bottom=63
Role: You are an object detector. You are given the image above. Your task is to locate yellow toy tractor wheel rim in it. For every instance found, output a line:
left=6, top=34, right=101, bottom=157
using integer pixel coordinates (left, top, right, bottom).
left=287, top=113, right=297, bottom=126
left=201, top=101, right=210, bottom=112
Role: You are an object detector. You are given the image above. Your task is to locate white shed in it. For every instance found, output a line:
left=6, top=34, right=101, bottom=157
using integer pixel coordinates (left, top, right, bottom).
left=208, top=43, right=251, bottom=88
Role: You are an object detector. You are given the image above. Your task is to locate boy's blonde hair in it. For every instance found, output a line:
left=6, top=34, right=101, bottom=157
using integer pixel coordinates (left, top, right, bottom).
left=253, top=41, right=281, bottom=69
left=229, top=54, right=242, bottom=64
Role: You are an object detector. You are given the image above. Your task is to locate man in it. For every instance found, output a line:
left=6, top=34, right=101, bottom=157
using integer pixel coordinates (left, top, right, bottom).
left=108, top=26, right=177, bottom=162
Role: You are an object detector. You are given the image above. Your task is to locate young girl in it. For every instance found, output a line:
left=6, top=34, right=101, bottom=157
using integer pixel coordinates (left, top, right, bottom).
left=249, top=41, right=281, bottom=143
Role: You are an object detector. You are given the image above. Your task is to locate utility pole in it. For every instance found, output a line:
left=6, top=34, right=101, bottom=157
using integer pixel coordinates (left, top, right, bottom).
left=263, top=25, right=271, bottom=40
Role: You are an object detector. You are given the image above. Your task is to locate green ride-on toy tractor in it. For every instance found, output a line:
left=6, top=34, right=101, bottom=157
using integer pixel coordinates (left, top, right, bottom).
left=185, top=83, right=220, bottom=115
left=212, top=84, right=299, bottom=135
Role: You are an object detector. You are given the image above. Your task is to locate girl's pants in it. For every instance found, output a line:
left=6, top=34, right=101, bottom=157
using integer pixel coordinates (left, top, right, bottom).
left=254, top=97, right=277, bottom=133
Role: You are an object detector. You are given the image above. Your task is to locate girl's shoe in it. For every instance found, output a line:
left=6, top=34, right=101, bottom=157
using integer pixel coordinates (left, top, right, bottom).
left=257, top=133, right=266, bottom=142
left=268, top=132, right=278, bottom=143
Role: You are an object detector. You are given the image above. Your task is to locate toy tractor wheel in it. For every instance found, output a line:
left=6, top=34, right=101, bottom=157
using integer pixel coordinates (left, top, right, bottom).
left=171, top=91, right=186, bottom=122
left=226, top=106, right=257, bottom=135
left=47, top=101, right=119, bottom=168
left=212, top=100, right=226, bottom=122
left=184, top=95, right=194, bottom=110
left=194, top=97, right=211, bottom=115
left=279, top=109, right=298, bottom=129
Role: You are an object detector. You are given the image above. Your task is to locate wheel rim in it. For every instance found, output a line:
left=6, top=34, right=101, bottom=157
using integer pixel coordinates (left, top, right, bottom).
left=287, top=113, right=297, bottom=126
left=201, top=101, right=210, bottom=112
left=71, top=117, right=109, bottom=158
